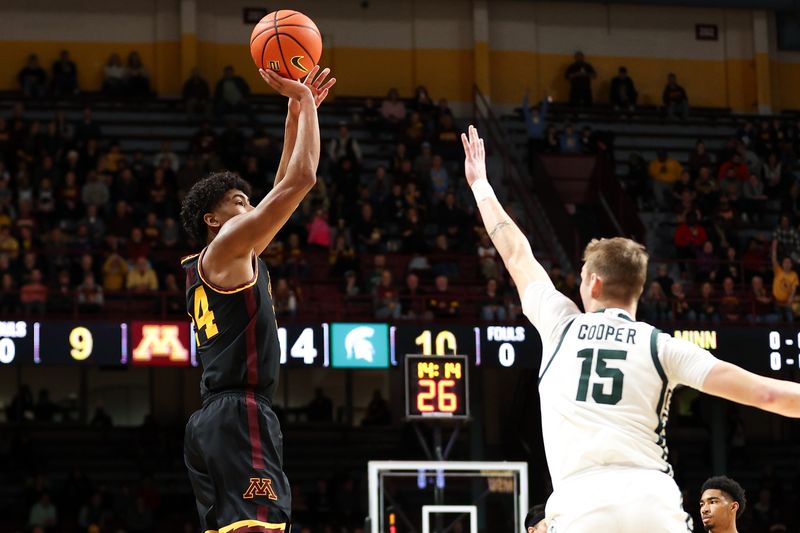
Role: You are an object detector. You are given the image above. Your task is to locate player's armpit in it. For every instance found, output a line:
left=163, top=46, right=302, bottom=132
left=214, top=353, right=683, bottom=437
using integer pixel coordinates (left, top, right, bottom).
left=701, top=361, right=800, bottom=418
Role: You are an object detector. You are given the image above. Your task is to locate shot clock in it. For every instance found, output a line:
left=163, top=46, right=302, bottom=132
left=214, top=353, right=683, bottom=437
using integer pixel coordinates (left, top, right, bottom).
left=404, top=354, right=470, bottom=419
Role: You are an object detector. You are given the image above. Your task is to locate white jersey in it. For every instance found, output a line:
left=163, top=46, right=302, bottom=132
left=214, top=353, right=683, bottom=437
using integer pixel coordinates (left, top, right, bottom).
left=522, top=282, right=719, bottom=490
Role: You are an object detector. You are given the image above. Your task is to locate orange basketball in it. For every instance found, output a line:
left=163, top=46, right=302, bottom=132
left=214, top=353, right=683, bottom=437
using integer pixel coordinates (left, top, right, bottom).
left=250, top=10, right=322, bottom=81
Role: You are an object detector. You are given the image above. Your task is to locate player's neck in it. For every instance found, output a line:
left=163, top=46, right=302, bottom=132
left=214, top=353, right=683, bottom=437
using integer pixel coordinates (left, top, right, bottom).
left=588, top=299, right=637, bottom=318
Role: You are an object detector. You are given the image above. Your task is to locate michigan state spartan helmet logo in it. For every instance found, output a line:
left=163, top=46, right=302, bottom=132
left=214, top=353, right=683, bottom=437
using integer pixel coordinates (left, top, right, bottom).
left=344, top=326, right=375, bottom=363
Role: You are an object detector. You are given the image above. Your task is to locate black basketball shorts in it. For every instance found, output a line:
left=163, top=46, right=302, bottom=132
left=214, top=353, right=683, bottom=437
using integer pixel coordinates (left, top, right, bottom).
left=185, top=391, right=291, bottom=533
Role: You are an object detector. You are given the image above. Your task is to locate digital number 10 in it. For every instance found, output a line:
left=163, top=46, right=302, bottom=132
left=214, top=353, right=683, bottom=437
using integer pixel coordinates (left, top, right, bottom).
left=415, top=330, right=457, bottom=355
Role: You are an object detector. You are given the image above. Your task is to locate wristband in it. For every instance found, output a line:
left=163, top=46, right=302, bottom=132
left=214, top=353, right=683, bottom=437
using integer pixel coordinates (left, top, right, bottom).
left=471, top=179, right=496, bottom=203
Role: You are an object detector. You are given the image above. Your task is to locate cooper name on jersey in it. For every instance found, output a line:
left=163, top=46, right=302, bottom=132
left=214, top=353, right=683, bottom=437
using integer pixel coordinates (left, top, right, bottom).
left=576, top=323, right=638, bottom=344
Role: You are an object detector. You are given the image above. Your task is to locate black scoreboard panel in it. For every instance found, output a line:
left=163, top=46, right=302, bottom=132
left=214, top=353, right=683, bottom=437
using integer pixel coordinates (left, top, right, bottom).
left=405, top=354, right=470, bottom=419
left=35, top=321, right=126, bottom=366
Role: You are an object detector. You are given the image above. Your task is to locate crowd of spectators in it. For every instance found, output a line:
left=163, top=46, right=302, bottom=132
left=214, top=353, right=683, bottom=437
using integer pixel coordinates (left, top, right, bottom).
left=2, top=50, right=539, bottom=322
left=632, top=117, right=800, bottom=324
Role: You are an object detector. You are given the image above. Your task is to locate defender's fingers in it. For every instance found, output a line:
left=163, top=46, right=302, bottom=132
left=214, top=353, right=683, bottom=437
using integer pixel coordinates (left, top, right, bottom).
left=303, top=65, right=321, bottom=85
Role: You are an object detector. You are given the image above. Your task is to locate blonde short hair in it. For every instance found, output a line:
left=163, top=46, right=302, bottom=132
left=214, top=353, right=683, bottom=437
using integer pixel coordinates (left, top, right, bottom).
left=582, top=237, right=649, bottom=303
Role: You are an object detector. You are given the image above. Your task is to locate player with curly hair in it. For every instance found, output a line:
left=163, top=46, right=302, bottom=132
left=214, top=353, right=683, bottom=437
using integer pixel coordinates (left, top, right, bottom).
left=700, top=476, right=746, bottom=533
left=179, top=66, right=335, bottom=533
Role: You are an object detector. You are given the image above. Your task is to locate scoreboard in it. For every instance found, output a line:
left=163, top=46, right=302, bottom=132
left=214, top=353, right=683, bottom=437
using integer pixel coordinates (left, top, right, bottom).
left=3, top=319, right=798, bottom=379
left=405, top=354, right=470, bottom=419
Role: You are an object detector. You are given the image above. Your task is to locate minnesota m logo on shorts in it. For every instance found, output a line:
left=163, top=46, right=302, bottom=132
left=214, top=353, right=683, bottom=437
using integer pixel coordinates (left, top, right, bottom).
left=243, top=477, right=278, bottom=500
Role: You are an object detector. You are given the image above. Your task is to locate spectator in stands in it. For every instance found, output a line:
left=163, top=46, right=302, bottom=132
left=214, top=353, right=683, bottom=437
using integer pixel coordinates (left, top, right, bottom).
left=559, top=124, right=580, bottom=154
left=695, top=281, right=719, bottom=323
left=427, top=274, right=460, bottom=318
left=380, top=88, right=406, bottom=126
left=674, top=211, right=707, bottom=266
left=670, top=281, right=695, bottom=321
left=579, top=126, right=597, bottom=155
left=374, top=269, right=401, bottom=319
left=477, top=231, right=500, bottom=280
left=648, top=149, right=683, bottom=209
left=284, top=233, right=309, bottom=278
left=429, top=155, right=449, bottom=203
left=360, top=96, right=382, bottom=135
left=0, top=225, right=20, bottom=259
left=401, top=207, right=426, bottom=254
left=273, top=278, right=298, bottom=318
left=354, top=203, right=383, bottom=253
left=214, top=65, right=250, bottom=115
left=662, top=73, right=689, bottom=120
left=543, top=125, right=560, bottom=154
left=750, top=275, right=779, bottom=323
left=81, top=170, right=111, bottom=209
left=771, top=239, right=798, bottom=322
left=126, top=51, right=151, bottom=98
left=433, top=114, right=461, bottom=161
left=78, top=492, right=110, bottom=531
left=695, top=241, right=720, bottom=283
left=28, top=492, right=57, bottom=532
left=742, top=173, right=768, bottom=222
left=329, top=234, right=357, bottom=277
left=1, top=272, right=19, bottom=314
left=307, top=388, right=333, bottom=422
left=400, top=272, right=427, bottom=319
left=362, top=390, right=392, bottom=426
left=102, top=53, right=126, bottom=97
left=153, top=140, right=181, bottom=173
left=688, top=140, right=713, bottom=177
left=609, top=66, right=638, bottom=111
left=75, top=107, right=102, bottom=147
left=328, top=122, right=363, bottom=173
left=522, top=91, right=550, bottom=159
left=763, top=152, right=785, bottom=198
left=772, top=214, right=800, bottom=263
left=183, top=67, right=212, bottom=120
left=640, top=281, right=671, bottom=321
left=77, top=273, right=104, bottom=313
left=51, top=50, right=78, bottom=97
left=342, top=269, right=360, bottom=298
left=20, top=268, right=47, bottom=316
left=48, top=269, right=73, bottom=313
left=481, top=278, right=507, bottom=321
left=564, top=51, right=596, bottom=107
left=126, top=256, right=158, bottom=293
left=719, top=276, right=741, bottom=322
left=18, top=54, right=48, bottom=98
left=718, top=152, right=749, bottom=183
left=403, top=111, right=426, bottom=154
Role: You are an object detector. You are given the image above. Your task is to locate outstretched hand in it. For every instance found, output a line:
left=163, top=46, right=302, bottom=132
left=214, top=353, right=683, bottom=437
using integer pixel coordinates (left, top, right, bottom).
left=461, top=125, right=487, bottom=187
left=259, top=68, right=313, bottom=101
left=260, top=65, right=337, bottom=115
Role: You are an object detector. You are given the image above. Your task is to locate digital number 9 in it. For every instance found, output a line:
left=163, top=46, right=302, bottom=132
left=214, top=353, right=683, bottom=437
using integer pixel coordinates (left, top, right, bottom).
left=415, top=330, right=457, bottom=355
left=70, top=326, right=94, bottom=361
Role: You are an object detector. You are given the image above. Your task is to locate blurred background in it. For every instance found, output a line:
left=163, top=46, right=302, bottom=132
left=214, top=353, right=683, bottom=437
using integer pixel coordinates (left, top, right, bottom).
left=1, top=0, right=800, bottom=532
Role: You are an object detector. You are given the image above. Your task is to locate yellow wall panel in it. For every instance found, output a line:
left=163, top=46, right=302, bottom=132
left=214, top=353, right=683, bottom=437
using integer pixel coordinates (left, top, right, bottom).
left=776, top=62, right=800, bottom=111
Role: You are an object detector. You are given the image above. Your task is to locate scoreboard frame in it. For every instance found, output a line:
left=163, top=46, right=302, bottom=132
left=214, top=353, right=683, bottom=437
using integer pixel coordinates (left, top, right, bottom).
left=404, top=354, right=471, bottom=420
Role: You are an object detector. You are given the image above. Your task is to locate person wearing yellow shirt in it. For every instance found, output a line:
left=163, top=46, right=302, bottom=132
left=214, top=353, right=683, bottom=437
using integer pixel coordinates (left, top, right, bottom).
left=772, top=239, right=799, bottom=322
left=648, top=149, right=684, bottom=210
left=126, top=256, right=159, bottom=293
left=102, top=250, right=129, bottom=291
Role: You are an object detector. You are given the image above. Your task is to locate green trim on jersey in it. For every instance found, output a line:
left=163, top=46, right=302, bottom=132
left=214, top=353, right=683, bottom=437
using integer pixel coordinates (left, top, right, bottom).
left=538, top=317, right=577, bottom=385
left=650, top=327, right=672, bottom=475
left=592, top=308, right=634, bottom=321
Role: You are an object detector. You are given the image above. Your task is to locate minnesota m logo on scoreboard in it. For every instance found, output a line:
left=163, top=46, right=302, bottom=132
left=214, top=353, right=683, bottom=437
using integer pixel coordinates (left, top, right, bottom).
left=131, top=322, right=192, bottom=365
left=243, top=477, right=278, bottom=500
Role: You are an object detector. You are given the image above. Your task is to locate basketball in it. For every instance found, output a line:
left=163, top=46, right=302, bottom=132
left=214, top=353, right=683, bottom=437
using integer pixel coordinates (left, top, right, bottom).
left=249, top=10, right=322, bottom=80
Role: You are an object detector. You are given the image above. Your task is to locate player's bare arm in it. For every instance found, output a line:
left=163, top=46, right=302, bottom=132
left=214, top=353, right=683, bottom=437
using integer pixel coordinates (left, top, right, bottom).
left=203, top=69, right=323, bottom=286
left=702, top=361, right=800, bottom=418
left=274, top=65, right=336, bottom=190
left=461, top=125, right=551, bottom=297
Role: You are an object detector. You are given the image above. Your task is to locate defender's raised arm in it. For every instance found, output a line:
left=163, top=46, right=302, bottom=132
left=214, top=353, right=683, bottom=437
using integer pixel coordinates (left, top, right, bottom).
left=461, top=125, right=551, bottom=297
